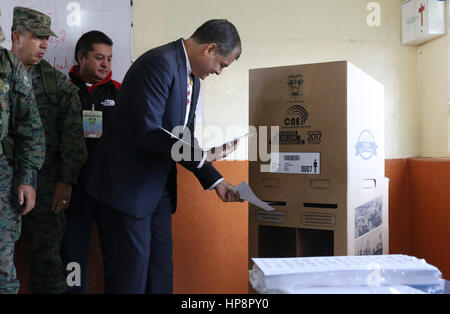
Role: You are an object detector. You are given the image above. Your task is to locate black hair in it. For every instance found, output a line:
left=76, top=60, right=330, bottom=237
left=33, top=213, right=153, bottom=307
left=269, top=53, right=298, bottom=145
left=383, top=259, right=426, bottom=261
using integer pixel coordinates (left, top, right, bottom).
left=191, top=19, right=241, bottom=59
left=74, top=30, right=113, bottom=64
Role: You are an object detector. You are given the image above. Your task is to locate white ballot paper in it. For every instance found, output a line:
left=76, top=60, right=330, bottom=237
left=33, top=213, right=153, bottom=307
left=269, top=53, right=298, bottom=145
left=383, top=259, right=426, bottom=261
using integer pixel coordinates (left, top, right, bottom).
left=233, top=182, right=275, bottom=211
left=249, top=255, right=445, bottom=294
left=284, top=285, right=425, bottom=294
left=158, top=126, right=254, bottom=151
left=159, top=127, right=197, bottom=148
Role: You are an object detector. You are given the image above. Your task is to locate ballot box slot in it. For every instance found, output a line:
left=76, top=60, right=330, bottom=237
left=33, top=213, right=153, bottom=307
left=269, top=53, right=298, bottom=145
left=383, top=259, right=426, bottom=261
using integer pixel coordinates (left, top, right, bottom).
left=262, top=200, right=287, bottom=206
left=303, top=203, right=338, bottom=209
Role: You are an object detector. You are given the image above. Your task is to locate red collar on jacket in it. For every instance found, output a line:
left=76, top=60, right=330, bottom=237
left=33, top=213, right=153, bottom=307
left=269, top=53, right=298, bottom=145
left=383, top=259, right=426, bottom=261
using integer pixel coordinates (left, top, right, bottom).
left=69, top=65, right=121, bottom=94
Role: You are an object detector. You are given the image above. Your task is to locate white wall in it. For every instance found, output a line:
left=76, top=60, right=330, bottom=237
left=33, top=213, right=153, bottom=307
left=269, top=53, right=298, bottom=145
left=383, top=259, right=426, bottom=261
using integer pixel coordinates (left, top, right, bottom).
left=133, top=0, right=434, bottom=159
left=415, top=1, right=450, bottom=158
left=418, top=33, right=449, bottom=157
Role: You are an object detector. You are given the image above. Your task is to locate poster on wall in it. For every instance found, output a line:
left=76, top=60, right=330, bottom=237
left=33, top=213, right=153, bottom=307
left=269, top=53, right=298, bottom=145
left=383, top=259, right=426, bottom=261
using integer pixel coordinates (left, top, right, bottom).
left=354, top=196, right=384, bottom=255
left=0, top=0, right=133, bottom=82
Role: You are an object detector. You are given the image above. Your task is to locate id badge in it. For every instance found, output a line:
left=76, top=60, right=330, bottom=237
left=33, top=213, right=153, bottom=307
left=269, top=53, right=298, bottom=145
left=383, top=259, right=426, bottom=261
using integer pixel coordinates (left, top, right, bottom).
left=83, top=110, right=103, bottom=138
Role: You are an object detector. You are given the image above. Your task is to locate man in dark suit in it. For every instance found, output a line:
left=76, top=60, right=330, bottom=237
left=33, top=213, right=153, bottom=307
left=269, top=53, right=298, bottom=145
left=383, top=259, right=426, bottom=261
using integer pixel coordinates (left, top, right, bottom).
left=81, top=19, right=242, bottom=293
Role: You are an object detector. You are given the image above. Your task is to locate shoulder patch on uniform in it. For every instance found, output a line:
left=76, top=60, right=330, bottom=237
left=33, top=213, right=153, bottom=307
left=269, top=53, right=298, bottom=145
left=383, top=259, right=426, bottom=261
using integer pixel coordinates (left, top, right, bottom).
left=15, top=68, right=33, bottom=96
left=22, top=74, right=30, bottom=87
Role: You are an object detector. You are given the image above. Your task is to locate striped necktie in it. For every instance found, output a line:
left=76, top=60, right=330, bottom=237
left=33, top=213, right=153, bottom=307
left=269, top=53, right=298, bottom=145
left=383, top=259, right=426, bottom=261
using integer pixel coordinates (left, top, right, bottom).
left=187, top=74, right=193, bottom=106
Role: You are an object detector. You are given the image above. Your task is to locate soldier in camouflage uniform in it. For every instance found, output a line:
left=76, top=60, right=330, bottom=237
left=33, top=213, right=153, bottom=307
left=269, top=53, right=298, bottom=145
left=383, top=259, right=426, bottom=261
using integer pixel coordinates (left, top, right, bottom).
left=11, top=7, right=87, bottom=294
left=0, top=10, right=46, bottom=294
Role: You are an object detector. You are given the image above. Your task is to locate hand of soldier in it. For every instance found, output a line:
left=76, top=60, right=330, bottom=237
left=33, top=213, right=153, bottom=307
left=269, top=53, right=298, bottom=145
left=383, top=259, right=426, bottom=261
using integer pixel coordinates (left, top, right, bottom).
left=18, top=185, right=36, bottom=215
left=52, top=182, right=72, bottom=213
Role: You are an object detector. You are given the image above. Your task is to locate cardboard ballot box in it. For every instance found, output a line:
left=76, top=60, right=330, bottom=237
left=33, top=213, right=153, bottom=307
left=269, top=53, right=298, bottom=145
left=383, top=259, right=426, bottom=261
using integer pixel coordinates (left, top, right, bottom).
left=248, top=61, right=389, bottom=265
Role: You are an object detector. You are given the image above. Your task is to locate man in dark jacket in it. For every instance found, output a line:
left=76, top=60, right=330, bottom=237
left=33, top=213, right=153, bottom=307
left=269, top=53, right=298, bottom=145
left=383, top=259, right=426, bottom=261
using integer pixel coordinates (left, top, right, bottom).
left=82, top=19, right=242, bottom=294
left=60, top=30, right=121, bottom=293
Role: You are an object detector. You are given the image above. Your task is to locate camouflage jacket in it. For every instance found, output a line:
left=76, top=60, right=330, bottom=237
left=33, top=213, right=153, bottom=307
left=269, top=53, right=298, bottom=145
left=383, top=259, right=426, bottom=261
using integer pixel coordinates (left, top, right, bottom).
left=29, top=60, right=87, bottom=210
left=0, top=47, right=45, bottom=188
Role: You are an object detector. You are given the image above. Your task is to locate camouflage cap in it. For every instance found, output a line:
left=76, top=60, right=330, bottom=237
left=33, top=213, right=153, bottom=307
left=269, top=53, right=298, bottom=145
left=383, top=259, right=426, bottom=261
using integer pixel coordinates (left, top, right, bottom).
left=13, top=6, right=57, bottom=38
left=0, top=9, right=5, bottom=43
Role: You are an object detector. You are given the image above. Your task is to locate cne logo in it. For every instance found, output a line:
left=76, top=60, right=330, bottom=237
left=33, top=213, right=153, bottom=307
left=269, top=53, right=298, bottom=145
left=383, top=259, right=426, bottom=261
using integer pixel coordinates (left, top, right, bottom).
left=284, top=105, right=308, bottom=127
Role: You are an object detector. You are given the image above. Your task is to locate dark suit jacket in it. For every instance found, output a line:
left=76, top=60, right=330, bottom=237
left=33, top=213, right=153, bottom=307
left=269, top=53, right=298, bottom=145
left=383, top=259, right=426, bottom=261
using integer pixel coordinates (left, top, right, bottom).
left=82, top=39, right=223, bottom=218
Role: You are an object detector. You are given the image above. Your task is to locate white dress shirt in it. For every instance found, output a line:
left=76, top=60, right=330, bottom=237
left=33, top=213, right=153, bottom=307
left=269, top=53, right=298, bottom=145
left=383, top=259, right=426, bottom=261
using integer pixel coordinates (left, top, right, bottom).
left=181, top=40, right=223, bottom=190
